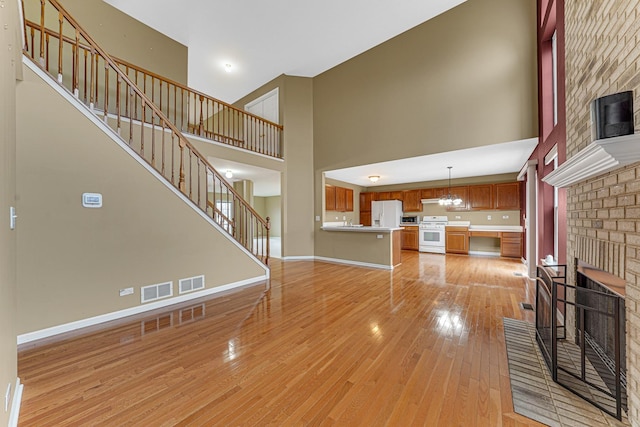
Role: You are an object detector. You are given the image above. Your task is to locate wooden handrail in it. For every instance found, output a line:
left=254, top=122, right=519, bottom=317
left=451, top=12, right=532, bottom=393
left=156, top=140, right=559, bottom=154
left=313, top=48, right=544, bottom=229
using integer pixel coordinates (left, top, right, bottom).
left=24, top=17, right=283, bottom=159
left=22, top=0, right=270, bottom=265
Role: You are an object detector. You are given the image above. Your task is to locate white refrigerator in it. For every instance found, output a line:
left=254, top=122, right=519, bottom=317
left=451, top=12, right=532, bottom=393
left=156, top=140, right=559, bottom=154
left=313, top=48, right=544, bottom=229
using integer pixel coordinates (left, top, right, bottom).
left=371, top=200, right=402, bottom=228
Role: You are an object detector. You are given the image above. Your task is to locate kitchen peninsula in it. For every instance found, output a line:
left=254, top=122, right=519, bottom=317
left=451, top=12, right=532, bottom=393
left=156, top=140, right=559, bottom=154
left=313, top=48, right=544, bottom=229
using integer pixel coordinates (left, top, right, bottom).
left=320, top=224, right=402, bottom=269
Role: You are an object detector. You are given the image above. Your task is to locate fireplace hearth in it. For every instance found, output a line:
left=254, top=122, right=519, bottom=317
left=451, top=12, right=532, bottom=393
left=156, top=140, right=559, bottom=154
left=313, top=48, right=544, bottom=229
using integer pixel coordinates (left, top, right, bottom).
left=535, top=261, right=627, bottom=420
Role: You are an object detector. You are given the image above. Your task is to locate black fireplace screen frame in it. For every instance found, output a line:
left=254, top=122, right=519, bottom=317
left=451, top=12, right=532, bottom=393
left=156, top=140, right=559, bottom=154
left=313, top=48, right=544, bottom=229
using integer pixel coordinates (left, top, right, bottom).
left=535, top=264, right=626, bottom=421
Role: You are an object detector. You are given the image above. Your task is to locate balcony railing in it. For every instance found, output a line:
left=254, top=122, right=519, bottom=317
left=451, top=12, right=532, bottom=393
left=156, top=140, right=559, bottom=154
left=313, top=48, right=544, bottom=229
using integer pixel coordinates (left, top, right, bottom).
left=22, top=0, right=270, bottom=265
left=23, top=15, right=283, bottom=160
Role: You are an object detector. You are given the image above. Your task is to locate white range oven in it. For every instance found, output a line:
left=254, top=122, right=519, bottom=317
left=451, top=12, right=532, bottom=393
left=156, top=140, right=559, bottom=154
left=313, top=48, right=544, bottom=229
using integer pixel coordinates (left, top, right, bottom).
left=419, top=216, right=448, bottom=254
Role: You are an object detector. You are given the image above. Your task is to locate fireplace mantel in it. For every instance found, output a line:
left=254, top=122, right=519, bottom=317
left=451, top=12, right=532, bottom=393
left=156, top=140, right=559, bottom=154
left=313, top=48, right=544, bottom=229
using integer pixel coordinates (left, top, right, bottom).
left=542, top=133, right=640, bottom=188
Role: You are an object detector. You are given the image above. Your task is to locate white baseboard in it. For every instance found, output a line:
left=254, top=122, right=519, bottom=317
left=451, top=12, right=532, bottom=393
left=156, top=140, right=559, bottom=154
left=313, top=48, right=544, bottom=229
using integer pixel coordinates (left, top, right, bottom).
left=314, top=256, right=393, bottom=270
left=8, top=378, right=23, bottom=427
left=468, top=251, right=500, bottom=257
left=282, top=255, right=315, bottom=261
left=17, top=275, right=267, bottom=344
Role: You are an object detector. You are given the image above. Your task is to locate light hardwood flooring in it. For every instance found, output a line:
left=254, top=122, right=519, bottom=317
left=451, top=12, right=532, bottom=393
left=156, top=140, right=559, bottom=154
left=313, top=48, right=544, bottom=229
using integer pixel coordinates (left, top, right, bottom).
left=18, top=252, right=546, bottom=426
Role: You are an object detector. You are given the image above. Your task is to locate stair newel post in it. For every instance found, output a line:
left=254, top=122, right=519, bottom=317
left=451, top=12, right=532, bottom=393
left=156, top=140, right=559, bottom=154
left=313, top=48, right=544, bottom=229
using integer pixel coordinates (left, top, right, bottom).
left=115, top=74, right=121, bottom=134
left=178, top=137, right=186, bottom=193
left=128, top=87, right=134, bottom=145
left=88, top=47, right=95, bottom=109
left=198, top=95, right=205, bottom=136
left=73, top=28, right=80, bottom=96
left=266, top=216, right=271, bottom=265
left=57, top=11, right=63, bottom=82
left=161, top=121, right=166, bottom=175
left=39, top=0, right=45, bottom=65
left=93, top=53, right=99, bottom=109
left=103, top=63, right=109, bottom=122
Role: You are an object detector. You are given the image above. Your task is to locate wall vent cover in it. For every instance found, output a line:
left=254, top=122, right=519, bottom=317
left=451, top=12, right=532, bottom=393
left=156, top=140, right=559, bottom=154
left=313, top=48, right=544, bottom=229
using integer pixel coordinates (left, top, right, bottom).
left=179, top=275, right=205, bottom=294
left=141, top=281, right=173, bottom=303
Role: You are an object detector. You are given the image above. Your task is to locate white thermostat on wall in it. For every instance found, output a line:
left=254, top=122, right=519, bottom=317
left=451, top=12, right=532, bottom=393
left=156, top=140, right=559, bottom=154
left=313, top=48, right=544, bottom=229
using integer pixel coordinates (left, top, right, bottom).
left=82, top=193, right=103, bottom=208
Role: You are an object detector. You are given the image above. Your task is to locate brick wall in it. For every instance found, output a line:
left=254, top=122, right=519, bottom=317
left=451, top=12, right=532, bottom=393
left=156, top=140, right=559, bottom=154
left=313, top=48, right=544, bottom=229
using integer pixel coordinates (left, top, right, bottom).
left=565, top=0, right=640, bottom=424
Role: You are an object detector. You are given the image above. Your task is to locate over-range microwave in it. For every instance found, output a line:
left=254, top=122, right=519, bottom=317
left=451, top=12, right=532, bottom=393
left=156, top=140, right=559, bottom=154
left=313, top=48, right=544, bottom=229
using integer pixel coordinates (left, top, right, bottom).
left=401, top=215, right=419, bottom=224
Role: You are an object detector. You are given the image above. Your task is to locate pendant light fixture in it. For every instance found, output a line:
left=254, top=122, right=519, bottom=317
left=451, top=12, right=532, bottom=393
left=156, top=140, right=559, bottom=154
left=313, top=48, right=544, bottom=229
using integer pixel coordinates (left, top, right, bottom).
left=439, top=166, right=463, bottom=206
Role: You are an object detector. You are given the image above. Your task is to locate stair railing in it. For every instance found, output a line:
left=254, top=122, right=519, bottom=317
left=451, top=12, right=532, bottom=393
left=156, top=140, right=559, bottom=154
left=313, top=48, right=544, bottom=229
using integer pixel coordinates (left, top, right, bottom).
left=22, top=16, right=283, bottom=159
left=22, top=0, right=270, bottom=265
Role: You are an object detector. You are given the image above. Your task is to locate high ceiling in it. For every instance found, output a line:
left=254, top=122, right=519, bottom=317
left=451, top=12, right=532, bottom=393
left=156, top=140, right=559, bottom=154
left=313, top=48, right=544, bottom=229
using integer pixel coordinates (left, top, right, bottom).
left=104, top=0, right=467, bottom=103
left=104, top=0, right=536, bottom=197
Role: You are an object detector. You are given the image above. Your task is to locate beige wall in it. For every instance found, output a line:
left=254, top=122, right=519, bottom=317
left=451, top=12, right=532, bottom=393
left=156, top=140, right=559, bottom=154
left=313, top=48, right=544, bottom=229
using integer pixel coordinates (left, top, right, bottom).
left=265, top=196, right=282, bottom=237
left=235, top=76, right=315, bottom=258
left=313, top=0, right=536, bottom=259
left=16, top=65, right=265, bottom=334
left=23, top=0, right=189, bottom=85
left=0, top=0, right=20, bottom=423
left=564, top=1, right=640, bottom=424
left=313, top=0, right=538, bottom=173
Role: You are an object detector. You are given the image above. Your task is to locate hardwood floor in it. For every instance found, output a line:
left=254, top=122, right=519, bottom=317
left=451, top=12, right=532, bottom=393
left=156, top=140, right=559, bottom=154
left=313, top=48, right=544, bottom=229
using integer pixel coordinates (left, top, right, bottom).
left=18, top=252, right=545, bottom=426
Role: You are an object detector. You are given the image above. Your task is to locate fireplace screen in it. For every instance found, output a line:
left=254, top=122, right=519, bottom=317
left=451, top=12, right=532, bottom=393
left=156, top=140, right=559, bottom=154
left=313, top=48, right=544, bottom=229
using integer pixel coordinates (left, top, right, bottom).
left=535, top=263, right=627, bottom=420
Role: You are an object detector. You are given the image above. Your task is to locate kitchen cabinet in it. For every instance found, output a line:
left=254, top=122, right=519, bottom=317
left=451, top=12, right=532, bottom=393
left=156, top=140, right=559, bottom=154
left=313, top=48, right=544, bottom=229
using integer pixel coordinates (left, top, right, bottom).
left=495, top=182, right=520, bottom=210
left=345, top=189, right=354, bottom=212
left=445, top=226, right=469, bottom=254
left=421, top=188, right=446, bottom=199
left=359, top=192, right=376, bottom=212
left=335, top=187, right=346, bottom=212
left=326, top=185, right=354, bottom=212
left=468, top=184, right=493, bottom=210
left=360, top=211, right=372, bottom=226
left=402, top=189, right=422, bottom=212
left=377, top=191, right=403, bottom=201
left=325, top=185, right=336, bottom=211
left=401, top=227, right=419, bottom=250
left=500, top=232, right=523, bottom=258
left=445, top=186, right=469, bottom=211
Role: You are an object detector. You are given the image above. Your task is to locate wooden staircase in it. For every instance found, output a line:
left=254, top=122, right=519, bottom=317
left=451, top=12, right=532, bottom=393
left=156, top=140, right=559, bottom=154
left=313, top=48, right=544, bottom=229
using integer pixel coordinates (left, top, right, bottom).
left=21, top=0, right=271, bottom=265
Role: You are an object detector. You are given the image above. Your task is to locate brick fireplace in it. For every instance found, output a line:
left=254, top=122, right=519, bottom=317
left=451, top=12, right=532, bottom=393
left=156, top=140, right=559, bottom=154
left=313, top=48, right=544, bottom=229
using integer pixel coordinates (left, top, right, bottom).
left=562, top=1, right=640, bottom=424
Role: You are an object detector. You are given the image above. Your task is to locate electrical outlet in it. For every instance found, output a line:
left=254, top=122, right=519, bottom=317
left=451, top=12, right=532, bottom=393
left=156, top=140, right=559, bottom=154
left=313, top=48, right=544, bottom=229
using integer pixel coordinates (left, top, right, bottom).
left=342, top=216, right=346, bottom=220
left=315, top=215, right=320, bottom=221
left=5, top=383, right=10, bottom=412
left=455, top=216, right=461, bottom=219
left=502, top=215, right=509, bottom=219
left=119, top=287, right=134, bottom=297
left=376, top=234, right=383, bottom=239
left=487, top=215, right=492, bottom=220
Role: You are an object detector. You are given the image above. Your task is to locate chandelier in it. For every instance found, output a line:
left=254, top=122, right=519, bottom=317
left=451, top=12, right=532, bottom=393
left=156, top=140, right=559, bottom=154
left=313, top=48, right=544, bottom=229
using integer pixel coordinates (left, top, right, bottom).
left=439, top=166, right=463, bottom=206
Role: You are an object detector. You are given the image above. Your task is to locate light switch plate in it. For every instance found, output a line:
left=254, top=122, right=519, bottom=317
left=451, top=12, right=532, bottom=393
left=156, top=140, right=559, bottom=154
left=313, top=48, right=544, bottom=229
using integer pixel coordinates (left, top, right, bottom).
left=9, top=207, right=16, bottom=230
left=5, top=383, right=10, bottom=412
left=119, top=287, right=134, bottom=297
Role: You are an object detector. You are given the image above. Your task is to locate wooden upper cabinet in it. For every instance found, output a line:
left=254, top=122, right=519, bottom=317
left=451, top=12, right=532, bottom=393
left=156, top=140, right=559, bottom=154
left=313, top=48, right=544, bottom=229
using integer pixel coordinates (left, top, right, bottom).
left=445, top=186, right=469, bottom=211
left=359, top=192, right=376, bottom=212
left=335, top=186, right=347, bottom=212
left=494, top=182, right=521, bottom=210
left=402, top=189, right=422, bottom=212
left=421, top=188, right=447, bottom=199
left=327, top=185, right=354, bottom=212
left=377, top=191, right=402, bottom=201
left=325, top=185, right=336, bottom=211
left=468, top=184, right=494, bottom=210
left=345, top=188, right=354, bottom=212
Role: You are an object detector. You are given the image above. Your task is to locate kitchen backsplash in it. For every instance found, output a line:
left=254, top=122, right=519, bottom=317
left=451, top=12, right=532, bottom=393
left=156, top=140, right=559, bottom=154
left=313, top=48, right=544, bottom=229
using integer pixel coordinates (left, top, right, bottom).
left=421, top=205, right=521, bottom=226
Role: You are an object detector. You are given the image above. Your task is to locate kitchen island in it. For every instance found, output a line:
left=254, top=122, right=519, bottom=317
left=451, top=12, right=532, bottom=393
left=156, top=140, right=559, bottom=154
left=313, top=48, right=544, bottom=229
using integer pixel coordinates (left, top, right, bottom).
left=319, top=225, right=402, bottom=269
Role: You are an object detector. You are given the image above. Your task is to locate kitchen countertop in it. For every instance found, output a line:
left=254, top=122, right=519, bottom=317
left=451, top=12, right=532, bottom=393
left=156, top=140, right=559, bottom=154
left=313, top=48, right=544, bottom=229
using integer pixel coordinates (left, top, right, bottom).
left=321, top=225, right=403, bottom=233
left=469, top=225, right=523, bottom=232
left=443, top=222, right=523, bottom=232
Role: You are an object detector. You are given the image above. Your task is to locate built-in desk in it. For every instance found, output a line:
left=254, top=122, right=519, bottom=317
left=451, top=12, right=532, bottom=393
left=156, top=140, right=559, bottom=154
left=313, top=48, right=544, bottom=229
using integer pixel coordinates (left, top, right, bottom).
left=445, top=224, right=523, bottom=258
